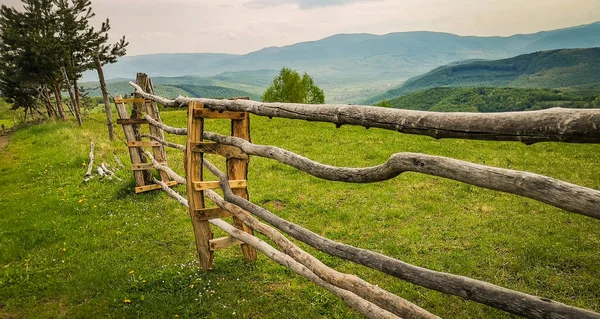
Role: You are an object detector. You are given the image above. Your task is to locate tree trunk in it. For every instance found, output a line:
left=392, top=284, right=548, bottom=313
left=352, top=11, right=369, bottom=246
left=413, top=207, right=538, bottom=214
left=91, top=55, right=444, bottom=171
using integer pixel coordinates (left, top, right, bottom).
left=94, top=56, right=114, bottom=140
left=73, top=77, right=83, bottom=122
left=61, top=67, right=82, bottom=126
left=41, top=88, right=56, bottom=118
left=53, top=84, right=66, bottom=121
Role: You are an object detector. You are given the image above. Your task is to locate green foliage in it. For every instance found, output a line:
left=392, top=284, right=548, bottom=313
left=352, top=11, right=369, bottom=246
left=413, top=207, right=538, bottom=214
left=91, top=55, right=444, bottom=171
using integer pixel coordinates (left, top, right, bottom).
left=368, top=48, right=600, bottom=103
left=374, top=99, right=391, bottom=107
left=385, top=87, right=599, bottom=112
left=1, top=112, right=599, bottom=318
left=262, top=67, right=325, bottom=104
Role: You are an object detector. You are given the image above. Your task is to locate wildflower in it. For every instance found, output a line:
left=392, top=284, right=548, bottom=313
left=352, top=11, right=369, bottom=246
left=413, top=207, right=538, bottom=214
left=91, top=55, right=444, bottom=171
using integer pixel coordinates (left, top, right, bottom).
left=142, top=280, right=146, bottom=284
left=116, top=231, right=121, bottom=235
left=60, top=247, right=66, bottom=252
left=81, top=162, right=86, bottom=167
left=174, top=315, right=179, bottom=318
left=129, top=270, right=135, bottom=275
left=78, top=199, right=84, bottom=203
left=189, top=284, right=194, bottom=289
left=93, top=205, right=97, bottom=208
left=123, top=299, right=131, bottom=304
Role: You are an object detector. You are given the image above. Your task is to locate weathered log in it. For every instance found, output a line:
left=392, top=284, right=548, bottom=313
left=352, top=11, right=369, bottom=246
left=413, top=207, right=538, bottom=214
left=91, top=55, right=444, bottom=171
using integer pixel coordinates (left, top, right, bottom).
left=209, top=165, right=600, bottom=319
left=94, top=55, right=115, bottom=141
left=83, top=141, right=95, bottom=182
left=130, top=82, right=600, bottom=144
left=203, top=132, right=600, bottom=219
left=151, top=177, right=402, bottom=319
left=141, top=134, right=185, bottom=151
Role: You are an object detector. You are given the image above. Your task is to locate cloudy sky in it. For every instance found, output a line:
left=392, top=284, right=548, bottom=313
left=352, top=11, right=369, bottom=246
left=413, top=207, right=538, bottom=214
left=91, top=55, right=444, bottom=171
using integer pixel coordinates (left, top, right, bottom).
left=2, top=0, right=600, bottom=56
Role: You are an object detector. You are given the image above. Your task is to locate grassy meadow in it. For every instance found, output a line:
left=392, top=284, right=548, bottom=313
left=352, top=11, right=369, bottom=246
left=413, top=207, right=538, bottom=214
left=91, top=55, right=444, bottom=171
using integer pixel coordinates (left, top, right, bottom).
left=1, top=108, right=599, bottom=318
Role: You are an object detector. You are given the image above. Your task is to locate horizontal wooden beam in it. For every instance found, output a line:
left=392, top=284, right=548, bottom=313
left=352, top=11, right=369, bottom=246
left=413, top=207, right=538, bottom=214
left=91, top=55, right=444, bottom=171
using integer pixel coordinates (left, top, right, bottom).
left=193, top=180, right=247, bottom=191
left=193, top=108, right=246, bottom=120
left=209, top=236, right=242, bottom=251
left=194, top=208, right=233, bottom=221
left=128, top=141, right=161, bottom=148
left=114, top=98, right=149, bottom=103
left=190, top=141, right=248, bottom=159
left=117, top=118, right=149, bottom=125
left=135, top=181, right=178, bottom=193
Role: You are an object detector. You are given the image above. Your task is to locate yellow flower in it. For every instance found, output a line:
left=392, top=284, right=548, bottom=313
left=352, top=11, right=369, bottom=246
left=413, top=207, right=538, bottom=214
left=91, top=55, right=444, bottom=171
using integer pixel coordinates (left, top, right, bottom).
left=78, top=199, right=84, bottom=203
left=124, top=299, right=131, bottom=304
left=142, top=280, right=146, bottom=283
left=174, top=315, right=179, bottom=318
left=93, top=205, right=97, bottom=208
left=189, top=284, right=194, bottom=289
left=116, top=231, right=121, bottom=235
left=82, top=162, right=86, bottom=167
left=129, top=270, right=135, bottom=275
left=60, top=247, right=66, bottom=252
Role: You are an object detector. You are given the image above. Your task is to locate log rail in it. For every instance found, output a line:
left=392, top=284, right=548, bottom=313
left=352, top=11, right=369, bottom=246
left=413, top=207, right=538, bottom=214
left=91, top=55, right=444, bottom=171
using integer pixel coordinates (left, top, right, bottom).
left=124, top=81, right=600, bottom=319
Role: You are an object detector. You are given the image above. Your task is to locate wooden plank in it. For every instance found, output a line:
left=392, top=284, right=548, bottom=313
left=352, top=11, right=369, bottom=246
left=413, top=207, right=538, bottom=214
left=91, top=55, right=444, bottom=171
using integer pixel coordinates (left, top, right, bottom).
left=189, top=142, right=248, bottom=159
left=209, top=236, right=242, bottom=251
left=128, top=141, right=161, bottom=147
left=135, top=181, right=178, bottom=193
left=186, top=101, right=214, bottom=271
left=114, top=98, right=148, bottom=103
left=194, top=208, right=233, bottom=221
left=193, top=108, right=245, bottom=119
left=139, top=73, right=170, bottom=183
left=115, top=96, right=148, bottom=187
left=227, top=112, right=257, bottom=262
left=117, top=118, right=149, bottom=125
left=193, top=180, right=247, bottom=191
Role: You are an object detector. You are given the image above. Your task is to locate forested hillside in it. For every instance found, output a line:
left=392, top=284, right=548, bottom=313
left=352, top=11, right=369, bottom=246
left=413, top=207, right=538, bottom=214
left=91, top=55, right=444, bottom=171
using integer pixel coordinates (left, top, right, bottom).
left=367, top=48, right=600, bottom=103
left=383, top=87, right=600, bottom=112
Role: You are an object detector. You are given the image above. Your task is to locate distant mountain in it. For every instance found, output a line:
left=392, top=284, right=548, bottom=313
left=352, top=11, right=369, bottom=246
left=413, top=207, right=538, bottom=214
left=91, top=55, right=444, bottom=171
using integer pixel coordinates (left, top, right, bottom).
left=381, top=87, right=600, bottom=112
left=82, top=21, right=600, bottom=103
left=365, top=47, right=600, bottom=104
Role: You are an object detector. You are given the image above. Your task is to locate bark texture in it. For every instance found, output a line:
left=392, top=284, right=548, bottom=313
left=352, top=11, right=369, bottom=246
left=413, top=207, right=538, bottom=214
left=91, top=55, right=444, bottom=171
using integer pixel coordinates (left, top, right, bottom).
left=203, top=132, right=600, bottom=219
left=130, top=82, right=600, bottom=144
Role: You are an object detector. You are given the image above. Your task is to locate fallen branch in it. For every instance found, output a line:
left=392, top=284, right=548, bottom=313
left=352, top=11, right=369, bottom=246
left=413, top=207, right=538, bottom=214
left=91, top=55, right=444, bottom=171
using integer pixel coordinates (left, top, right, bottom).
left=83, top=141, right=95, bottom=182
left=113, top=154, right=125, bottom=170
left=151, top=177, right=402, bottom=319
left=141, top=134, right=186, bottom=151
left=202, top=160, right=438, bottom=319
left=101, top=162, right=123, bottom=181
left=131, top=82, right=600, bottom=144
left=203, top=132, right=600, bottom=219
left=206, top=159, right=600, bottom=319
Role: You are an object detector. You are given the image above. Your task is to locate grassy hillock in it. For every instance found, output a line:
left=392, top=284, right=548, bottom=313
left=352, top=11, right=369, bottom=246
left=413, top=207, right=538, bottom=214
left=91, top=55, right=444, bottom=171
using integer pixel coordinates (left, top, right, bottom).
left=381, top=87, right=600, bottom=112
left=367, top=48, right=600, bottom=104
left=1, top=111, right=599, bottom=318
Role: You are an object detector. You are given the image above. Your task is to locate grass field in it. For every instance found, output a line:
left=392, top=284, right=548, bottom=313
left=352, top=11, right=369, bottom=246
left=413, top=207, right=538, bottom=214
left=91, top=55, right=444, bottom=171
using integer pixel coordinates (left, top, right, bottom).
left=1, top=109, right=599, bottom=318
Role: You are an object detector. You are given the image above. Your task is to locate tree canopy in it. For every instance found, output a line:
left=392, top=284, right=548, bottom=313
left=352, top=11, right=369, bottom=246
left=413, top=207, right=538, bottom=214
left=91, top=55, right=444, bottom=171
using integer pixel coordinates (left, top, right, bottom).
left=0, top=0, right=127, bottom=119
left=262, top=67, right=324, bottom=104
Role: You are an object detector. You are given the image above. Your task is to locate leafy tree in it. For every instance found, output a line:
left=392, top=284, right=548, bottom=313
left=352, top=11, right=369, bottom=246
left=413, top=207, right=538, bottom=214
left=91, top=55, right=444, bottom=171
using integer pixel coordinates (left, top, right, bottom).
left=262, top=67, right=324, bottom=104
left=0, top=0, right=127, bottom=126
left=374, top=99, right=390, bottom=107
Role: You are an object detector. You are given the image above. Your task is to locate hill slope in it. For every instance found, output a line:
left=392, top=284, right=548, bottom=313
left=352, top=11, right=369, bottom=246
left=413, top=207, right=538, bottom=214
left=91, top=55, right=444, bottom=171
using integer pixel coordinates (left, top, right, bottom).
left=367, top=47, right=600, bottom=103
left=383, top=87, right=600, bottom=112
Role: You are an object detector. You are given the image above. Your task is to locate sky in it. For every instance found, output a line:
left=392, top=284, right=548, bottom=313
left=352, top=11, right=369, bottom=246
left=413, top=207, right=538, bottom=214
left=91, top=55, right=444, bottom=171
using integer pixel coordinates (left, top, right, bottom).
left=1, top=0, right=600, bottom=56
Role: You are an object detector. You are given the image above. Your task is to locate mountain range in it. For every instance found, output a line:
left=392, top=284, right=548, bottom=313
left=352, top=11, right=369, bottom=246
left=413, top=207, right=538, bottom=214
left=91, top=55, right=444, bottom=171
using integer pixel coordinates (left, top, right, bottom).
left=82, top=21, right=600, bottom=103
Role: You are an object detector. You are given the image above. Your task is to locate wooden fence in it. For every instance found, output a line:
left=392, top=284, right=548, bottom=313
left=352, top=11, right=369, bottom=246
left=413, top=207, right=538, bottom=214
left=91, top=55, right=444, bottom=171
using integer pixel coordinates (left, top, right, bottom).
left=116, top=78, right=600, bottom=319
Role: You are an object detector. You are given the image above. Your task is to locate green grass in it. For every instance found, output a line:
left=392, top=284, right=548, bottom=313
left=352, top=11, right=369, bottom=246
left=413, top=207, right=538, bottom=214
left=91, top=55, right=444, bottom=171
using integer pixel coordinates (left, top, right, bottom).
left=1, top=110, right=599, bottom=318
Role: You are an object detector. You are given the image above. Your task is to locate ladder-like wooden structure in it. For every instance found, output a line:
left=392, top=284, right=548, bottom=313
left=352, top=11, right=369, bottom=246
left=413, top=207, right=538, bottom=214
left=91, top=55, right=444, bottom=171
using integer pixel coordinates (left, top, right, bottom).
left=186, top=100, right=257, bottom=270
left=115, top=73, right=177, bottom=193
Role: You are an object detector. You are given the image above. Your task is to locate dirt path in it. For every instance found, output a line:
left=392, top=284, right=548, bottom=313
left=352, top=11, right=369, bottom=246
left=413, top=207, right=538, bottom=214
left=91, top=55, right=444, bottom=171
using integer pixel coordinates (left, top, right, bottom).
left=0, top=135, right=9, bottom=151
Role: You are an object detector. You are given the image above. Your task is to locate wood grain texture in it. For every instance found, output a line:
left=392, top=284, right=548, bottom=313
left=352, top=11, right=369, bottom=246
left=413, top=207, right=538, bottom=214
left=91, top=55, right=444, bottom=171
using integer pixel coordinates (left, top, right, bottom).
left=227, top=112, right=258, bottom=262
left=185, top=101, right=214, bottom=270
left=115, top=97, right=148, bottom=187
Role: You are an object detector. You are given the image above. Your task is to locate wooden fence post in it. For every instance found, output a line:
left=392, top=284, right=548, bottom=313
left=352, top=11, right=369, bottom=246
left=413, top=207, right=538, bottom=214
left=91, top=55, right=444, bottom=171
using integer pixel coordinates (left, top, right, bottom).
left=228, top=98, right=257, bottom=262
left=186, top=101, right=214, bottom=270
left=115, top=96, right=149, bottom=188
